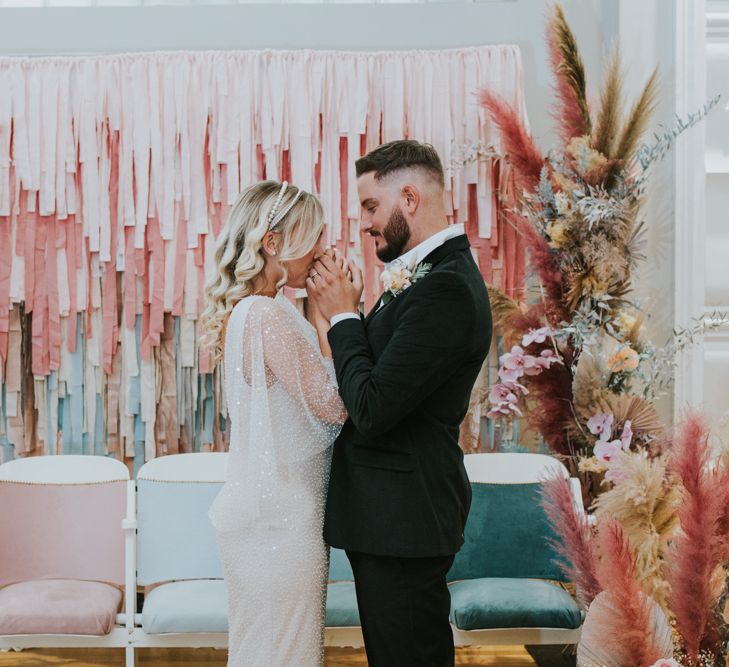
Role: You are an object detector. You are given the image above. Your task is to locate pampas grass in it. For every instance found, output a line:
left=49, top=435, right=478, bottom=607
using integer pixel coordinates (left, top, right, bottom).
left=540, top=475, right=601, bottom=609
left=593, top=516, right=665, bottom=665
left=486, top=286, right=523, bottom=347
left=547, top=4, right=592, bottom=143
left=593, top=451, right=680, bottom=611
left=572, top=352, right=610, bottom=420
left=479, top=92, right=544, bottom=195
left=592, top=46, right=623, bottom=158
left=613, top=68, right=659, bottom=163
left=522, top=362, right=577, bottom=456
left=513, top=215, right=571, bottom=327
left=666, top=412, right=727, bottom=661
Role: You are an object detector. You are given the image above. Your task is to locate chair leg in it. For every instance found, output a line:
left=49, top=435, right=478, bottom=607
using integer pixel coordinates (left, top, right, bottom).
left=125, top=644, right=135, bottom=667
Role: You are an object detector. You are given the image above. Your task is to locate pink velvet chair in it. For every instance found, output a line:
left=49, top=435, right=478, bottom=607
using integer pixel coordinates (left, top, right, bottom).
left=0, top=455, right=136, bottom=666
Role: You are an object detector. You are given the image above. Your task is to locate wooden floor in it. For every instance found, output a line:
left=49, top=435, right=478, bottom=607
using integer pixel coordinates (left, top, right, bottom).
left=0, top=647, right=536, bottom=665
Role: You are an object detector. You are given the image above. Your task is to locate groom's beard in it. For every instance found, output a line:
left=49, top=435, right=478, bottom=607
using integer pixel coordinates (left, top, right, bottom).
left=375, top=205, right=411, bottom=263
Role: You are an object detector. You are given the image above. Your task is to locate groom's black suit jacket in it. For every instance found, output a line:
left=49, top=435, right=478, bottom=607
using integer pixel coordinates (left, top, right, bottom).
left=323, top=235, right=492, bottom=558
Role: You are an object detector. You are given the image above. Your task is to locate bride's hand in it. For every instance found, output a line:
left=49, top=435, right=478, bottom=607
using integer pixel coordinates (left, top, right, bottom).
left=306, top=291, right=334, bottom=358
left=306, top=291, right=330, bottom=333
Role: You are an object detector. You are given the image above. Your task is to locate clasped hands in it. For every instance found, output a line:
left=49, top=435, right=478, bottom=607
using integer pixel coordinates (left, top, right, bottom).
left=306, top=248, right=363, bottom=329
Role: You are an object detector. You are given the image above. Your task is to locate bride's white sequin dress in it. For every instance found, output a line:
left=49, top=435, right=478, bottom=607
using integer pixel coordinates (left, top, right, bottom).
left=209, top=295, right=346, bottom=667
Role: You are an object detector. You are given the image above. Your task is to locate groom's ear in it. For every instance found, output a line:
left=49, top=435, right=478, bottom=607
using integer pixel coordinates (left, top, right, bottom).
left=401, top=183, right=420, bottom=215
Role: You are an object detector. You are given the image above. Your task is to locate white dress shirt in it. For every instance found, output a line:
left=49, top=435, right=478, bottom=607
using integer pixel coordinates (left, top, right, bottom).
left=329, top=223, right=466, bottom=326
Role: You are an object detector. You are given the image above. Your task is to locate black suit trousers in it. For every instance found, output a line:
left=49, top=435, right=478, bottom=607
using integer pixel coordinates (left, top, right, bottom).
left=346, top=550, right=456, bottom=667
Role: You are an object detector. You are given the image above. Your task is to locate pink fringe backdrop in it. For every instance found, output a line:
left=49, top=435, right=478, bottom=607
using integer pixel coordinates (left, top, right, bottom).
left=0, top=48, right=527, bottom=462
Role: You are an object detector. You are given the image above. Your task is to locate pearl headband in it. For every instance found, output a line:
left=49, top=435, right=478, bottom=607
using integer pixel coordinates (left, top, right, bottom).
left=267, top=181, right=305, bottom=231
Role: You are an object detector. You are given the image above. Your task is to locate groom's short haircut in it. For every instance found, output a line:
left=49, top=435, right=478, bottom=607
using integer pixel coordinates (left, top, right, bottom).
left=355, top=140, right=445, bottom=189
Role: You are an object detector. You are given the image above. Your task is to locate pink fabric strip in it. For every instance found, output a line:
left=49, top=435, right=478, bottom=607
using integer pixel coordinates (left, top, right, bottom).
left=489, top=160, right=500, bottom=251
left=196, top=235, right=210, bottom=373
left=171, top=202, right=187, bottom=318
left=466, top=184, right=493, bottom=286
left=66, top=215, right=78, bottom=353
left=84, top=236, right=93, bottom=340
left=0, top=169, right=11, bottom=373
left=0, top=165, right=15, bottom=338
left=47, top=214, right=61, bottom=372
left=124, top=225, right=136, bottom=331
left=0, top=333, right=6, bottom=382
left=21, top=192, right=36, bottom=314
left=141, top=303, right=151, bottom=362
left=140, top=236, right=152, bottom=361
left=0, top=216, right=11, bottom=336
left=148, top=215, right=165, bottom=348
left=31, top=215, right=49, bottom=375
left=102, top=132, right=120, bottom=374
left=137, top=231, right=149, bottom=355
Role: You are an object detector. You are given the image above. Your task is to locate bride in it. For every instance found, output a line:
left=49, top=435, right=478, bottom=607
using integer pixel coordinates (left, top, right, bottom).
left=200, top=180, right=360, bottom=666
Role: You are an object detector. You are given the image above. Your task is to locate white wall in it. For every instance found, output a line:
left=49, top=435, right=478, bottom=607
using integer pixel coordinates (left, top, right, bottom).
left=615, top=0, right=678, bottom=424
left=704, top=0, right=729, bottom=443
left=0, top=0, right=617, bottom=148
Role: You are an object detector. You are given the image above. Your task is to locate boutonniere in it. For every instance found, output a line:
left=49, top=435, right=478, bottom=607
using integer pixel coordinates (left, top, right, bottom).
left=380, top=260, right=432, bottom=306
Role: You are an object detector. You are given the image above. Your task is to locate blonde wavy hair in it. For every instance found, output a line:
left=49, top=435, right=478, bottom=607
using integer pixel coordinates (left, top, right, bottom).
left=200, top=180, right=324, bottom=362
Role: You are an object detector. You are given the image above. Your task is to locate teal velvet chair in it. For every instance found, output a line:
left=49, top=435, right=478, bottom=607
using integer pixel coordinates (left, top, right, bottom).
left=325, top=547, right=364, bottom=648
left=447, top=453, right=584, bottom=647
left=133, top=453, right=229, bottom=650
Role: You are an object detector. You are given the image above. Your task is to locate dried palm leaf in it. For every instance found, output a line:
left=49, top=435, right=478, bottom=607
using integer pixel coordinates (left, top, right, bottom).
left=598, top=394, right=665, bottom=438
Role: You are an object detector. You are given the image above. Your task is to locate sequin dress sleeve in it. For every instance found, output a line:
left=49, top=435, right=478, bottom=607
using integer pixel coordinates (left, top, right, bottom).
left=208, top=295, right=345, bottom=533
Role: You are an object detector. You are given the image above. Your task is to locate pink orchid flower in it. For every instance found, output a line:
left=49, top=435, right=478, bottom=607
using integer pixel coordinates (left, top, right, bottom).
left=521, top=355, right=542, bottom=376
left=500, top=346, right=527, bottom=370
left=534, top=348, right=562, bottom=369
left=587, top=412, right=614, bottom=442
left=501, top=345, right=542, bottom=378
left=522, top=326, right=552, bottom=347
left=487, top=401, right=523, bottom=419
left=619, top=420, right=633, bottom=450
left=486, top=389, right=523, bottom=419
left=648, top=660, right=679, bottom=667
left=594, top=439, right=623, bottom=464
left=498, top=366, right=524, bottom=383
left=502, top=379, right=529, bottom=395
left=488, top=384, right=516, bottom=405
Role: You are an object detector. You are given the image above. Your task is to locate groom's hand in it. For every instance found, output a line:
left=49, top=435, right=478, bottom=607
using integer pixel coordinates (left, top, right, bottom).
left=306, top=251, right=362, bottom=321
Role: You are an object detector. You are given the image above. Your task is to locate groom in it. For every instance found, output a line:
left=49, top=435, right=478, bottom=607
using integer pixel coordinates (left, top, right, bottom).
left=306, top=140, right=492, bottom=666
